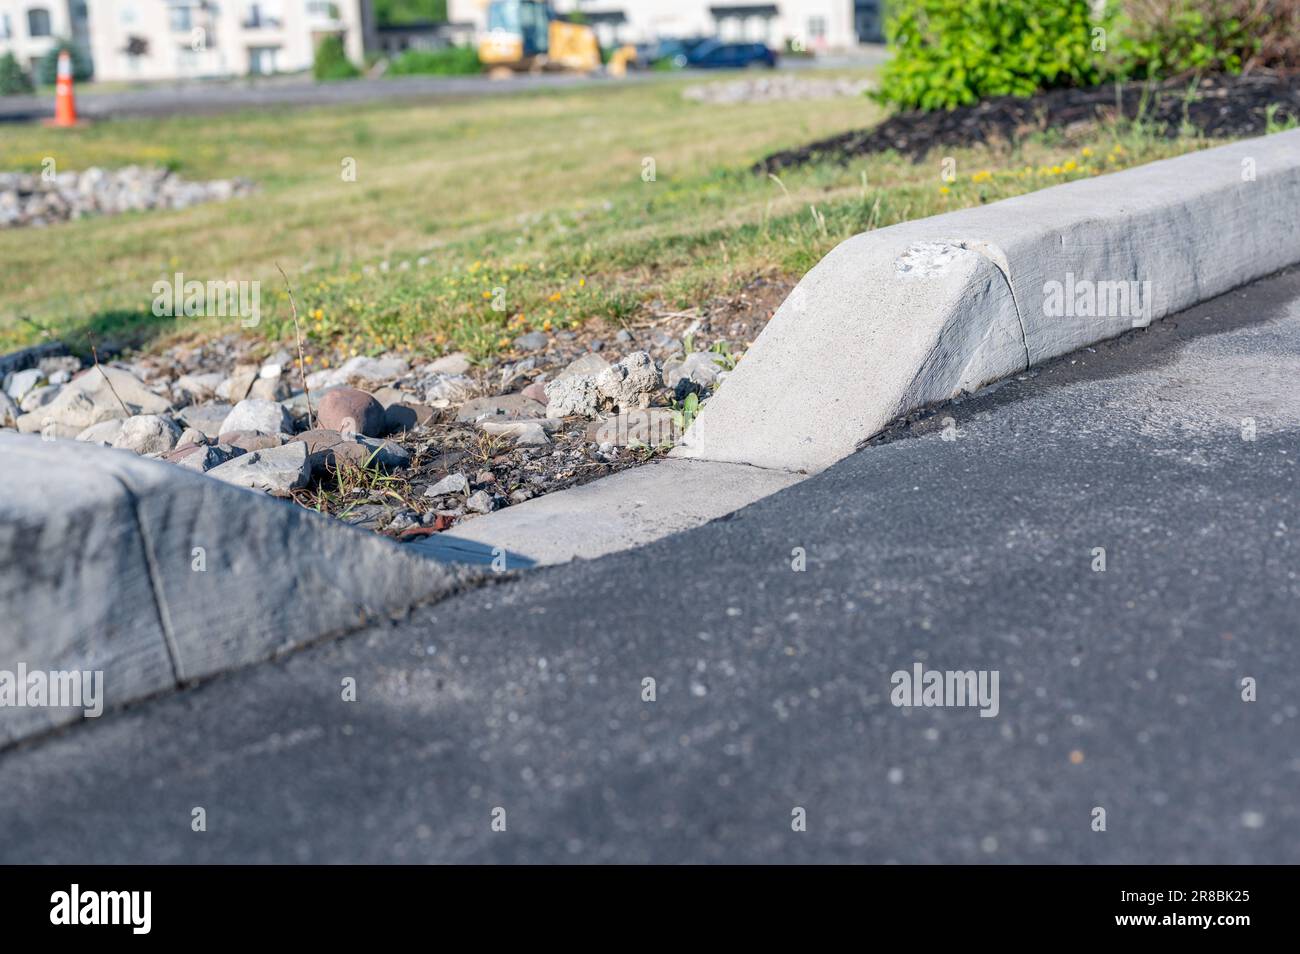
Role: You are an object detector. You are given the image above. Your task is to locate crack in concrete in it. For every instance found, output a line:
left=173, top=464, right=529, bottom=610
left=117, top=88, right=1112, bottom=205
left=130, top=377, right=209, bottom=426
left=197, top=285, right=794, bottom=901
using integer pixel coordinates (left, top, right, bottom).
left=108, top=472, right=184, bottom=686
left=949, top=238, right=1032, bottom=371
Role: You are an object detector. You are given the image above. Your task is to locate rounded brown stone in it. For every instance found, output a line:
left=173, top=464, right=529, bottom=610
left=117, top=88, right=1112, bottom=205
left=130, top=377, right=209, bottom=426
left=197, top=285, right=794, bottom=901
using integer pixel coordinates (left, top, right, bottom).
left=316, top=387, right=385, bottom=437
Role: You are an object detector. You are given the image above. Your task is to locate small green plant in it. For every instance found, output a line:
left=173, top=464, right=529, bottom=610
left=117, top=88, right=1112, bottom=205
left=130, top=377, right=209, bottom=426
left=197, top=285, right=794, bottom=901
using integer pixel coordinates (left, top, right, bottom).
left=1265, top=102, right=1299, bottom=134
left=708, top=340, right=738, bottom=371
left=0, top=53, right=34, bottom=95
left=313, top=35, right=360, bottom=81
left=389, top=46, right=482, bottom=76
left=671, top=391, right=700, bottom=432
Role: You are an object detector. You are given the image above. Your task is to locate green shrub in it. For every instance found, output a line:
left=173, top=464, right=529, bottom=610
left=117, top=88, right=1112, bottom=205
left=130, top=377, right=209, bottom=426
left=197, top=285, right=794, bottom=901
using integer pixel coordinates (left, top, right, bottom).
left=877, top=0, right=1115, bottom=110
left=314, top=35, right=361, bottom=81
left=0, top=52, right=34, bottom=96
left=36, top=40, right=93, bottom=86
left=1117, top=1, right=1261, bottom=78
left=389, top=45, right=482, bottom=76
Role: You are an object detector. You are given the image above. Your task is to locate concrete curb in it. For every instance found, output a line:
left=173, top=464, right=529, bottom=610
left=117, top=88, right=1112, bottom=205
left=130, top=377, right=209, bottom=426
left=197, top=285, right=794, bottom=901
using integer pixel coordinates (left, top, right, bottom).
left=673, top=129, right=1300, bottom=473
left=0, top=432, right=481, bottom=747
left=427, top=131, right=1300, bottom=565
left=415, top=458, right=801, bottom=567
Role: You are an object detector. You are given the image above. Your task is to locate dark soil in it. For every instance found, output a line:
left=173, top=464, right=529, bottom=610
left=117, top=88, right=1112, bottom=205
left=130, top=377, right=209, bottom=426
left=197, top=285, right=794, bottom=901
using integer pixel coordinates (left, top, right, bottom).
left=756, top=72, right=1300, bottom=173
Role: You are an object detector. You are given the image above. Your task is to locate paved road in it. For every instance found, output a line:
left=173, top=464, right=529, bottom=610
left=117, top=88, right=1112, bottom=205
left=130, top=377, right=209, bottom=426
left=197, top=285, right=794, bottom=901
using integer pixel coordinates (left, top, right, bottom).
left=0, top=53, right=885, bottom=123
left=1, top=267, right=1297, bottom=863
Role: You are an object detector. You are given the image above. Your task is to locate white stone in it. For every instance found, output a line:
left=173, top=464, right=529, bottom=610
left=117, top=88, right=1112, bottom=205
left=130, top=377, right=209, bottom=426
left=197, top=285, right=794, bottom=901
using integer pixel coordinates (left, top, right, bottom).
left=112, top=414, right=182, bottom=454
left=219, top=398, right=293, bottom=437
left=206, top=441, right=311, bottom=494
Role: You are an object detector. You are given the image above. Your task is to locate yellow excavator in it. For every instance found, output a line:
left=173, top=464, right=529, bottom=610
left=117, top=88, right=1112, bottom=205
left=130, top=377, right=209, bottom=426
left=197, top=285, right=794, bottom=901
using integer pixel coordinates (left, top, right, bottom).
left=477, top=0, right=636, bottom=76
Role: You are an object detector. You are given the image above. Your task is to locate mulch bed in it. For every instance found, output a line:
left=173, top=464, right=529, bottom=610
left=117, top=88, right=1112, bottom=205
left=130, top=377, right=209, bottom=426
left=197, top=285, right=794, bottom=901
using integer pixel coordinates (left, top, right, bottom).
left=755, top=72, right=1300, bottom=173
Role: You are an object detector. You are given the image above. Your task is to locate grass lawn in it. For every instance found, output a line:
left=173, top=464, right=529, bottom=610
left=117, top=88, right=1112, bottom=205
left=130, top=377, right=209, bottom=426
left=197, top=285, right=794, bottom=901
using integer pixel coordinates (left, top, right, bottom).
left=0, top=68, right=1227, bottom=361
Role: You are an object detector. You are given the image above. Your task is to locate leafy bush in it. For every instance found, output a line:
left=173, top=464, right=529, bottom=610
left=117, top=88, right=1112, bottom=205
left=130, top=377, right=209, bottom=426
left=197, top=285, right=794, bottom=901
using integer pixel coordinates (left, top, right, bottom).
left=36, top=40, right=93, bottom=86
left=879, top=0, right=1300, bottom=112
left=314, top=35, right=361, bottom=81
left=878, top=0, right=1112, bottom=110
left=389, top=45, right=482, bottom=76
left=1118, top=1, right=1299, bottom=77
left=0, top=52, right=34, bottom=96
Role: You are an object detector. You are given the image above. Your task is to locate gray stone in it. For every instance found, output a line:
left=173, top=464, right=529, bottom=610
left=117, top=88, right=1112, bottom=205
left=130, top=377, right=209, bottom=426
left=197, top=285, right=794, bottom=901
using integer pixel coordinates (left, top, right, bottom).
left=164, top=442, right=233, bottom=472
left=176, top=403, right=233, bottom=439
left=544, top=373, right=603, bottom=418
left=4, top=368, right=44, bottom=402
left=177, top=427, right=208, bottom=447
left=480, top=420, right=552, bottom=446
left=514, top=331, right=549, bottom=351
left=206, top=441, right=311, bottom=494
left=307, top=355, right=409, bottom=389
left=465, top=490, right=498, bottom=514
left=585, top=408, right=679, bottom=447
left=424, top=374, right=474, bottom=403
left=596, top=352, right=659, bottom=410
left=248, top=375, right=292, bottom=403
left=175, top=372, right=223, bottom=402
left=112, top=414, right=182, bottom=454
left=427, top=352, right=471, bottom=375
left=545, top=351, right=659, bottom=419
left=219, top=398, right=293, bottom=437
left=555, top=353, right=610, bottom=381
left=216, top=365, right=258, bottom=403
left=17, top=365, right=169, bottom=430
left=662, top=351, right=724, bottom=396
left=425, top=473, right=469, bottom=497
left=76, top=419, right=125, bottom=445
left=19, top=383, right=60, bottom=412
left=455, top=394, right=546, bottom=423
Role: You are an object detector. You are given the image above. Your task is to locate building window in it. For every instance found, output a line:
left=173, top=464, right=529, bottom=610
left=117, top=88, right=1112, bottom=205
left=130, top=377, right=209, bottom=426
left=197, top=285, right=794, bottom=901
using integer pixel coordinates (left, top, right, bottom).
left=27, top=8, right=53, bottom=37
left=808, top=16, right=827, bottom=40
left=0, top=13, right=12, bottom=39
left=248, top=45, right=279, bottom=74
left=306, top=1, right=340, bottom=20
left=168, top=3, right=194, bottom=33
left=244, top=3, right=283, bottom=28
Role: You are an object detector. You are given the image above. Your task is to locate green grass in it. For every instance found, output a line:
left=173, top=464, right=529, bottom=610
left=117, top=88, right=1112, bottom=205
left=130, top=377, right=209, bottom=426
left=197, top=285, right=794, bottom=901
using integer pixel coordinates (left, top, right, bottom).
left=0, top=69, right=1228, bottom=361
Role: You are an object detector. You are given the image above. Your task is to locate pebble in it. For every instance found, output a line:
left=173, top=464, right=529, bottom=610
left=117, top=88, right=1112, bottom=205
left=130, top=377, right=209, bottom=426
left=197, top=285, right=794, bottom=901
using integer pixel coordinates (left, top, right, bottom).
left=316, top=387, right=385, bottom=437
left=219, top=398, right=293, bottom=437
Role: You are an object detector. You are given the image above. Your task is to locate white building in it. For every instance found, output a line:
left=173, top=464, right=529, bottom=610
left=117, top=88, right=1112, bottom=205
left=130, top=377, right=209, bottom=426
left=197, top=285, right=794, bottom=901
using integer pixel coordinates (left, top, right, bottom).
left=446, top=0, right=884, bottom=52
left=0, top=0, right=89, bottom=71
left=0, top=0, right=370, bottom=80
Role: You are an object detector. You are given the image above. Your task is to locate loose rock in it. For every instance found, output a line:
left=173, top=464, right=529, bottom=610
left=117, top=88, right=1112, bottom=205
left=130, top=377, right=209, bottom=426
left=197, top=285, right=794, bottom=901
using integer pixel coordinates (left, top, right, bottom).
left=111, top=414, right=182, bottom=454
left=219, top=398, right=293, bottom=437
left=206, top=441, right=311, bottom=494
left=316, top=387, right=385, bottom=437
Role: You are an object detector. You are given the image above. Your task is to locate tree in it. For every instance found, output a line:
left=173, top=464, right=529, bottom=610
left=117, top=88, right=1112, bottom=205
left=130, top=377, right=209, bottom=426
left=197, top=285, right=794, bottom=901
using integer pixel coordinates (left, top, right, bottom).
left=0, top=52, right=35, bottom=96
left=36, top=39, right=93, bottom=86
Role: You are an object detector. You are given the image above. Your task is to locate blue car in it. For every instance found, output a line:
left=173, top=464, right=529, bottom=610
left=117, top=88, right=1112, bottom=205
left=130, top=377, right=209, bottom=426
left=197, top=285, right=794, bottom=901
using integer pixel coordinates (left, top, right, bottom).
left=686, top=40, right=778, bottom=69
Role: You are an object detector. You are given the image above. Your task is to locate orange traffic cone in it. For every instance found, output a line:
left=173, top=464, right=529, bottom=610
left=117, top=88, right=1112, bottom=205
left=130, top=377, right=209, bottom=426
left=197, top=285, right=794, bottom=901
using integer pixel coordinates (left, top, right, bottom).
left=51, top=51, right=79, bottom=127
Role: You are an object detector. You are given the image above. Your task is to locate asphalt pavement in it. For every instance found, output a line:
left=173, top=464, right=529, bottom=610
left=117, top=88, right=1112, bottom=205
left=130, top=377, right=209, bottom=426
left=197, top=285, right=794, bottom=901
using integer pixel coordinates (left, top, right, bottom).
left=0, top=53, right=885, bottom=122
left=1, top=266, right=1297, bottom=863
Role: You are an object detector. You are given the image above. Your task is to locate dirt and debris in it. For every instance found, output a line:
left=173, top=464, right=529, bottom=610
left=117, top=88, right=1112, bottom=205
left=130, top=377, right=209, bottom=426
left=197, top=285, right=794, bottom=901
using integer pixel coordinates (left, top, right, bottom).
left=756, top=72, right=1300, bottom=172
